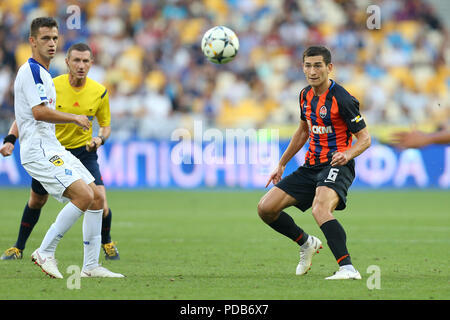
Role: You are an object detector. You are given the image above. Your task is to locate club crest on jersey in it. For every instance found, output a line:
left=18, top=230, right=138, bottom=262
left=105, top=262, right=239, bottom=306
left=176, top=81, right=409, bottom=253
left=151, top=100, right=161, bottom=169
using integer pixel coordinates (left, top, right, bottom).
left=319, top=105, right=327, bottom=118
left=49, top=155, right=64, bottom=166
left=36, top=83, right=46, bottom=98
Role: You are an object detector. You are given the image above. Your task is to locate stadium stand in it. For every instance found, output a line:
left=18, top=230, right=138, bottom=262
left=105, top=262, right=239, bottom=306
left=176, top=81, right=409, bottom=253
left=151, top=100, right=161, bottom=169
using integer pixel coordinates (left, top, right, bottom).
left=0, top=0, right=448, bottom=141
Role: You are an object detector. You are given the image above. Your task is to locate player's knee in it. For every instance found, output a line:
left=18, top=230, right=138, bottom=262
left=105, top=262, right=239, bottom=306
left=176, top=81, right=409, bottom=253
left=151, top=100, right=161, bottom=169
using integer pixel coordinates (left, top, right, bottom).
left=94, top=190, right=105, bottom=206
left=64, top=180, right=93, bottom=211
left=311, top=197, right=335, bottom=225
left=84, top=187, right=95, bottom=208
left=257, top=199, right=276, bottom=223
left=311, top=200, right=324, bottom=218
left=88, top=187, right=104, bottom=210
left=312, top=192, right=332, bottom=212
left=29, top=193, right=48, bottom=209
left=76, top=185, right=95, bottom=210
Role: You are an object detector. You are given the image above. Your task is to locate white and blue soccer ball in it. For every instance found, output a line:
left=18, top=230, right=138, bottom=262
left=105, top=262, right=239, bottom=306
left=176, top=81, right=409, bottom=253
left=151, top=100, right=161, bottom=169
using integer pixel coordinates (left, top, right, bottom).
left=201, top=26, right=239, bottom=64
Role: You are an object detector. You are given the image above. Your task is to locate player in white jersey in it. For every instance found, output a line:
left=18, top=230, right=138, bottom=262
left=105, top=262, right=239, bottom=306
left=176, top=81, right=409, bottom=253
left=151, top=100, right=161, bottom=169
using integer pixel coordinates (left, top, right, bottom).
left=14, top=17, right=123, bottom=278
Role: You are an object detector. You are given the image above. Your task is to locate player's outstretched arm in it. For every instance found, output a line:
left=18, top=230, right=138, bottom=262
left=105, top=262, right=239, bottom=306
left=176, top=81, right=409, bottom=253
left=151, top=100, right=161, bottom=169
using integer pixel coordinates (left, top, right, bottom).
left=279, top=120, right=310, bottom=167
left=331, top=127, right=371, bottom=167
left=392, top=129, right=450, bottom=148
left=265, top=120, right=309, bottom=187
left=1, top=121, right=19, bottom=157
left=32, top=103, right=90, bottom=130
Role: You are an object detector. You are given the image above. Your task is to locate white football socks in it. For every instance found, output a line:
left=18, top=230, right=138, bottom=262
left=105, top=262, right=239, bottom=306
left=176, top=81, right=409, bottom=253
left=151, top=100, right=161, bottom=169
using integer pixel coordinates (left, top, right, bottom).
left=82, top=209, right=103, bottom=271
left=39, top=201, right=84, bottom=258
left=38, top=202, right=104, bottom=271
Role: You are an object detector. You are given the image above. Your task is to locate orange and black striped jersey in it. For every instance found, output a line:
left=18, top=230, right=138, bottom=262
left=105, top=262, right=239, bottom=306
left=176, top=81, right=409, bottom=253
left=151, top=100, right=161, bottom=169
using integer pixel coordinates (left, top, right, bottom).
left=300, top=79, right=366, bottom=166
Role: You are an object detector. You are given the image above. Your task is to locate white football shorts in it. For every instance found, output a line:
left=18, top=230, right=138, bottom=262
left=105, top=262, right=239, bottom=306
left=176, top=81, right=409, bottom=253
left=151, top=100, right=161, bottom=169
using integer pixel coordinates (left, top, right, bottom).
left=23, top=150, right=95, bottom=203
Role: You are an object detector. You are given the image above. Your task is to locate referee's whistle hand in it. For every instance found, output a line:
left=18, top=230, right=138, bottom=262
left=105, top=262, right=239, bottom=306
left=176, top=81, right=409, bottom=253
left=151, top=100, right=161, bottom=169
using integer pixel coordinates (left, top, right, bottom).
left=86, top=137, right=101, bottom=152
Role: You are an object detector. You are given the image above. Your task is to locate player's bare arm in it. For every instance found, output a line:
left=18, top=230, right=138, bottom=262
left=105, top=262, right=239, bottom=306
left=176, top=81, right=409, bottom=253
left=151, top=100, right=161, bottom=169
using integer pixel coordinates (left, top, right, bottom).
left=331, top=127, right=371, bottom=167
left=1, top=121, right=19, bottom=157
left=86, top=125, right=111, bottom=152
left=32, top=103, right=90, bottom=130
left=392, top=129, right=450, bottom=148
left=266, top=120, right=309, bottom=187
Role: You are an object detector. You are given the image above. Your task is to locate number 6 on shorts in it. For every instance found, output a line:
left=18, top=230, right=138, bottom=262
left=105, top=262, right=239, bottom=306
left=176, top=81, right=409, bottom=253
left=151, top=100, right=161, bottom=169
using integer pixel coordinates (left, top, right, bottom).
left=325, top=168, right=339, bottom=182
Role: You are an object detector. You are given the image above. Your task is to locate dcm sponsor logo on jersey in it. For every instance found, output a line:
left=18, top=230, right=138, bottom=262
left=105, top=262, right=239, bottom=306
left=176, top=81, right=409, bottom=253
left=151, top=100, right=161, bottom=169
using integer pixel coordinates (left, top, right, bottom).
left=312, top=125, right=333, bottom=135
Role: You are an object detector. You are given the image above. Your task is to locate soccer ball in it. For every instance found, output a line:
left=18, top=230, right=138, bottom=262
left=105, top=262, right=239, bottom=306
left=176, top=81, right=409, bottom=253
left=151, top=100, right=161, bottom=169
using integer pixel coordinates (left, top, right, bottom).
left=201, top=26, right=239, bottom=64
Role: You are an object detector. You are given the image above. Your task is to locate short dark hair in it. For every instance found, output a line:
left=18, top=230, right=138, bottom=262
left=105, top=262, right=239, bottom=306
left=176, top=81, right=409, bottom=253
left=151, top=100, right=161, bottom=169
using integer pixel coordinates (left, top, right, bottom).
left=67, top=43, right=93, bottom=59
left=30, top=17, right=58, bottom=37
left=302, top=46, right=332, bottom=65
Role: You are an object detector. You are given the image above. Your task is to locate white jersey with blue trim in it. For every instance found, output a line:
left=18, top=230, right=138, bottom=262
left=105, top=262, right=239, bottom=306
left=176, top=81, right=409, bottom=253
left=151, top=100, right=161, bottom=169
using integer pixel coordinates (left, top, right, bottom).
left=14, top=58, right=65, bottom=164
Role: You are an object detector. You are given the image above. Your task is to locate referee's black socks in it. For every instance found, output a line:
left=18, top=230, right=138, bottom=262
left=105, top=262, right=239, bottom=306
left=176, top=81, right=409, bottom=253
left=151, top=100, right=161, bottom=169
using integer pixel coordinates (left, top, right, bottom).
left=15, top=203, right=41, bottom=250
left=268, top=211, right=309, bottom=246
left=101, top=209, right=112, bottom=244
left=320, top=219, right=352, bottom=266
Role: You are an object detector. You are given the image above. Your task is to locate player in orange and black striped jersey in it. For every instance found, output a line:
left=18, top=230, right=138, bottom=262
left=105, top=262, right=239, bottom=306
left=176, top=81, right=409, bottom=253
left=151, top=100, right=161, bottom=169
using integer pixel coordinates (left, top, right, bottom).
left=300, top=79, right=366, bottom=166
left=257, top=46, right=371, bottom=280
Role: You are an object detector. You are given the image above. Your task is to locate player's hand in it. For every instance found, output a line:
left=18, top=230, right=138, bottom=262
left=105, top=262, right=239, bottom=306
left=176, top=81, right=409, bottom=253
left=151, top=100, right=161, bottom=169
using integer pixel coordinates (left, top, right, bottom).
left=0, top=142, right=14, bottom=157
left=265, top=164, right=285, bottom=188
left=391, top=130, right=429, bottom=149
left=73, top=115, right=90, bottom=131
left=86, top=137, right=102, bottom=152
left=331, top=151, right=349, bottom=167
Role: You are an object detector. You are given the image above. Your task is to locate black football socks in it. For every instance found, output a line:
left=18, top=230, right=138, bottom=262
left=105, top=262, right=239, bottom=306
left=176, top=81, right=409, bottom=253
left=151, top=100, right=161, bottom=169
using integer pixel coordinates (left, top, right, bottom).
left=268, top=211, right=309, bottom=246
left=15, top=203, right=41, bottom=250
left=101, top=208, right=112, bottom=244
left=320, top=219, right=352, bottom=266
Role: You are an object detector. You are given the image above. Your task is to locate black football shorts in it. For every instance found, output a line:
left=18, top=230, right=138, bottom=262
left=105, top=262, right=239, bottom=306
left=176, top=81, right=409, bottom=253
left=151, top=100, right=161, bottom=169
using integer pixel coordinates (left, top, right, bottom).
left=275, top=160, right=356, bottom=212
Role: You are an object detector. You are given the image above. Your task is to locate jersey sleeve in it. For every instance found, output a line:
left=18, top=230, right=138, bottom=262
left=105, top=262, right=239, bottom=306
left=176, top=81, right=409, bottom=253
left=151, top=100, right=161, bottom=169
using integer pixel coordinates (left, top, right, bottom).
left=95, top=89, right=111, bottom=127
left=22, top=65, right=48, bottom=109
left=336, top=90, right=366, bottom=133
left=299, top=89, right=306, bottom=121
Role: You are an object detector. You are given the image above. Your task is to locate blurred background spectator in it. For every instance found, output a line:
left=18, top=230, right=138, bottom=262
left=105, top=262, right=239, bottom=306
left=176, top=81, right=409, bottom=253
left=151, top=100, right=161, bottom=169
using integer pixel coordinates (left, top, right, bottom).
left=0, top=0, right=448, bottom=142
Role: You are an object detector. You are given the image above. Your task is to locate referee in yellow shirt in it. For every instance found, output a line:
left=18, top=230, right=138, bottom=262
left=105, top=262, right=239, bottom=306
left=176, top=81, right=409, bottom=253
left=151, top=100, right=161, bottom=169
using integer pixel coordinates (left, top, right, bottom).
left=1, top=43, right=119, bottom=260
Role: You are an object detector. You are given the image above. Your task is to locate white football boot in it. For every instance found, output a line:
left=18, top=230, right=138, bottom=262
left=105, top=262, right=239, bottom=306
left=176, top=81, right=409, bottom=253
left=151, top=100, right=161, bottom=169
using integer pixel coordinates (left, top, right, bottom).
left=31, top=249, right=63, bottom=279
left=325, top=265, right=362, bottom=280
left=296, top=235, right=323, bottom=275
left=81, top=265, right=125, bottom=278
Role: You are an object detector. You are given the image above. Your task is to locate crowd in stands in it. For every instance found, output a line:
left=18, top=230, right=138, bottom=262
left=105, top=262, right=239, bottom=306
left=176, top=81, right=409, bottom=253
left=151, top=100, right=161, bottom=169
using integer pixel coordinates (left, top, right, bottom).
left=0, top=0, right=449, bottom=141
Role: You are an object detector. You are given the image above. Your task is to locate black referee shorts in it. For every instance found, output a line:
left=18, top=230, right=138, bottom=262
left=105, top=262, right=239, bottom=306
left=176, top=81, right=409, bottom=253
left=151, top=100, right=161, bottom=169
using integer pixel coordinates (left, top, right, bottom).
left=31, top=146, right=104, bottom=195
left=276, top=160, right=356, bottom=212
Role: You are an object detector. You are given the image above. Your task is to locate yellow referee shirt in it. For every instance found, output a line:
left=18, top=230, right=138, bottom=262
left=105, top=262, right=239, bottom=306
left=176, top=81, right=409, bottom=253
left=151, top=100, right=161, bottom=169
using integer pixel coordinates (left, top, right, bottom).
left=53, top=74, right=111, bottom=149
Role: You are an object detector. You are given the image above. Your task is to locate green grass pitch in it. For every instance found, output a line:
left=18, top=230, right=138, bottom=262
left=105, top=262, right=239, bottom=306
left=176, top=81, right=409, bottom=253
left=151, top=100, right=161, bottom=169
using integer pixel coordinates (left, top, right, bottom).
left=0, top=188, right=448, bottom=300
